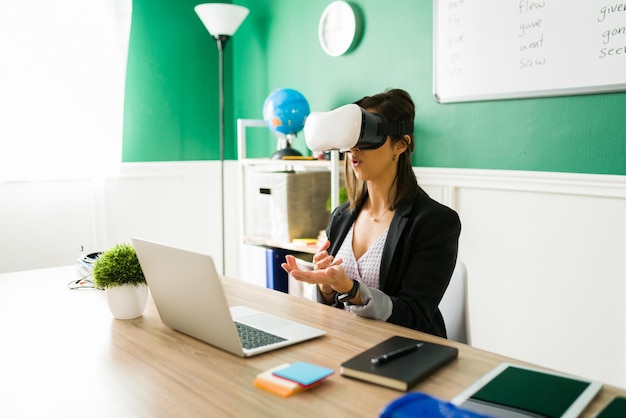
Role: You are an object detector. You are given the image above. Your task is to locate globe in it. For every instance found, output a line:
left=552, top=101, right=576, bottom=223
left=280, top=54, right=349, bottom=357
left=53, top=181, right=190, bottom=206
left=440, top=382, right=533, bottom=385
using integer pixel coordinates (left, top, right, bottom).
left=262, top=88, right=310, bottom=137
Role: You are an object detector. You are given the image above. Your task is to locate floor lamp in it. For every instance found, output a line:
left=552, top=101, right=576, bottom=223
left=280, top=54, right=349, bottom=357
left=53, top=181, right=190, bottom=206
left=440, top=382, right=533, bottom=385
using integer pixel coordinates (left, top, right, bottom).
left=195, top=3, right=249, bottom=275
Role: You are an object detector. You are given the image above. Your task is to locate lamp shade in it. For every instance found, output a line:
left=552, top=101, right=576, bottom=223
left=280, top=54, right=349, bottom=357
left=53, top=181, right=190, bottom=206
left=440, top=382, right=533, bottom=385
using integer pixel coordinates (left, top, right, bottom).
left=194, top=3, right=249, bottom=37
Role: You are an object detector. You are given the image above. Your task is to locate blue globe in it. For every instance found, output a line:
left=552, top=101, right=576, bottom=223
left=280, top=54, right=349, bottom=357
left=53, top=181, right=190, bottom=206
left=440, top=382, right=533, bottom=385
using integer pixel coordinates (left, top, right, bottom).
left=262, top=88, right=310, bottom=136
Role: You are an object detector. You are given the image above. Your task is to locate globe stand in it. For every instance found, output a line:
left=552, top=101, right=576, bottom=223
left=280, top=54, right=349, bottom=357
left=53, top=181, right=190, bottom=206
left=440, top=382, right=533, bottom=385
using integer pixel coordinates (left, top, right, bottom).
left=271, top=134, right=303, bottom=160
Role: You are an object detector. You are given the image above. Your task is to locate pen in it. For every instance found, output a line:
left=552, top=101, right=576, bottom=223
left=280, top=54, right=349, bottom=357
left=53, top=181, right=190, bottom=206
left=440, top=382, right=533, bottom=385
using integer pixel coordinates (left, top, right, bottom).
left=371, top=342, right=424, bottom=365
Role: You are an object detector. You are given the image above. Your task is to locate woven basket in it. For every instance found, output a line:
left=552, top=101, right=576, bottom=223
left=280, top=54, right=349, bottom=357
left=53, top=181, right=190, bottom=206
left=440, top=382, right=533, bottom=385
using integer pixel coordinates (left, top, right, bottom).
left=245, top=170, right=331, bottom=242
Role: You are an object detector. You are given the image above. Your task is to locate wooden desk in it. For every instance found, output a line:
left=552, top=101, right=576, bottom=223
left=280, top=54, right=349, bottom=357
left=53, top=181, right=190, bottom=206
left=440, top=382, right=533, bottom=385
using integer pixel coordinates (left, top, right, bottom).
left=0, top=266, right=623, bottom=417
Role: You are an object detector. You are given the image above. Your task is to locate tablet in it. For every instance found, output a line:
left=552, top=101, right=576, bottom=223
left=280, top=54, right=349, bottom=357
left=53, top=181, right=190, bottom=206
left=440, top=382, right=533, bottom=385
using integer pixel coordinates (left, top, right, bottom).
left=596, top=396, right=626, bottom=418
left=452, top=363, right=603, bottom=418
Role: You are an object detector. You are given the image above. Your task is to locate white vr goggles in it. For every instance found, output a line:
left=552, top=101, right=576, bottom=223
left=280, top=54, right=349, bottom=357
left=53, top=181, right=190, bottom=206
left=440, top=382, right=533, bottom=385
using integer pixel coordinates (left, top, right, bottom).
left=303, top=103, right=414, bottom=153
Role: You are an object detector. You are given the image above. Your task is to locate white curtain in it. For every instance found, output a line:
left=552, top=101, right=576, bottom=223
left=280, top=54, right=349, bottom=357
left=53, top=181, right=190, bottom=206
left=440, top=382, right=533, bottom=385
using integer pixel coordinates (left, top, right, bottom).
left=0, top=0, right=131, bottom=182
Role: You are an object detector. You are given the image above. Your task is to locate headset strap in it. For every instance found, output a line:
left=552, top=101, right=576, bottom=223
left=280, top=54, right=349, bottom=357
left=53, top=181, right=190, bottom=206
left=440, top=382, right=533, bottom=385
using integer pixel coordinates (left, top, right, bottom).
left=378, top=120, right=414, bottom=136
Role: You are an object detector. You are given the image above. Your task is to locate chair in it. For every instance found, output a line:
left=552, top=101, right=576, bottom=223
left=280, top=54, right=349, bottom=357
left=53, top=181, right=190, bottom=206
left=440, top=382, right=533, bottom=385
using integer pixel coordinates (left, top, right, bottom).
left=439, top=260, right=469, bottom=344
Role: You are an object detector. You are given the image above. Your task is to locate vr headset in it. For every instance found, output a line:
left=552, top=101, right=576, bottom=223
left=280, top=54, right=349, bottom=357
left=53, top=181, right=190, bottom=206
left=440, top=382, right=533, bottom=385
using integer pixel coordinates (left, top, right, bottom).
left=303, top=104, right=414, bottom=153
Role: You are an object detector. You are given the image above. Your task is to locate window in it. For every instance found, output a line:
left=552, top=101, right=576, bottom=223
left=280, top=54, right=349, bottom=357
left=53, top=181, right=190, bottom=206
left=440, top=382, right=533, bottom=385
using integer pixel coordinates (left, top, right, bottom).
left=0, top=0, right=131, bottom=181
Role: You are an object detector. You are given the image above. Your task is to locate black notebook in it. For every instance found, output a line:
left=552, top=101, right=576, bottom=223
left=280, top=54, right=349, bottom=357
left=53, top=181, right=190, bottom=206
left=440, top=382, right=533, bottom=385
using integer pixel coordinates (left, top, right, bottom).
left=340, top=336, right=459, bottom=391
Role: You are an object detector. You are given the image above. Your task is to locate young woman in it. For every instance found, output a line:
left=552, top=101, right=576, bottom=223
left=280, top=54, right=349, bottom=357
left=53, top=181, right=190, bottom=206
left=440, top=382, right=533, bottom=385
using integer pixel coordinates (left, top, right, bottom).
left=281, top=89, right=461, bottom=337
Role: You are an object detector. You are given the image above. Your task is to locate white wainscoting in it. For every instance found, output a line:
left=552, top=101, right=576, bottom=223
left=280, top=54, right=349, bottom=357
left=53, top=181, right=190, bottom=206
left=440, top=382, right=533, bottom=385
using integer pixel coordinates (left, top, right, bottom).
left=416, top=167, right=626, bottom=390
left=0, top=161, right=239, bottom=277
left=1, top=162, right=624, bottom=389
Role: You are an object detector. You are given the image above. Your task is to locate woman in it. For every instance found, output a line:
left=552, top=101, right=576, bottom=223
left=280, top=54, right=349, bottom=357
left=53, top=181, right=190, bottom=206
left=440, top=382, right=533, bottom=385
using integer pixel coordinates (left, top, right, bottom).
left=282, top=89, right=461, bottom=337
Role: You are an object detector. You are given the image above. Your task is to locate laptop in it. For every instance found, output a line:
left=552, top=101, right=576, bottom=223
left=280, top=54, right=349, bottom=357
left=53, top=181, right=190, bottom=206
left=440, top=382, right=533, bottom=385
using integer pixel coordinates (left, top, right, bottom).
left=132, top=238, right=326, bottom=357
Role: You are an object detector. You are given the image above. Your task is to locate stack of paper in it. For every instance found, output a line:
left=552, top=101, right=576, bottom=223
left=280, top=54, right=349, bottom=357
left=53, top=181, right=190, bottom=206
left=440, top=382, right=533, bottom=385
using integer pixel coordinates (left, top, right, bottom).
left=253, top=362, right=334, bottom=397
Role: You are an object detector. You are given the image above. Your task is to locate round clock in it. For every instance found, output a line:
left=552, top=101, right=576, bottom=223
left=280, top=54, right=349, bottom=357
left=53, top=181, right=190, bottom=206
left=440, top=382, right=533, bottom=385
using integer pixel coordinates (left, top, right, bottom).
left=318, top=1, right=361, bottom=57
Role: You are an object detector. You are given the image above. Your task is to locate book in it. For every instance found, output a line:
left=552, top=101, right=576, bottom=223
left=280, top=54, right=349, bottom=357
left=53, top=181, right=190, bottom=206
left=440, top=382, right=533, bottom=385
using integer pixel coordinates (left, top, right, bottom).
left=254, top=362, right=333, bottom=397
left=451, top=363, right=603, bottom=418
left=340, top=336, right=459, bottom=391
left=265, top=248, right=290, bottom=293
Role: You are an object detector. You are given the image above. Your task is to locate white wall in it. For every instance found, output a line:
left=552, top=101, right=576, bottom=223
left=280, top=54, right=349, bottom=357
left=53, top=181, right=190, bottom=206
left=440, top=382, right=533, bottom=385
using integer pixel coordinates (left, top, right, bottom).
left=416, top=168, right=626, bottom=390
left=0, top=179, right=96, bottom=272
left=1, top=162, right=624, bottom=390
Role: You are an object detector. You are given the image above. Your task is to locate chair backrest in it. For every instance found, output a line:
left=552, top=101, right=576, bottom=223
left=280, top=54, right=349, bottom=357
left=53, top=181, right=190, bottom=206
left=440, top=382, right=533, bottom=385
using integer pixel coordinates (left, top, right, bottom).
left=439, top=260, right=469, bottom=344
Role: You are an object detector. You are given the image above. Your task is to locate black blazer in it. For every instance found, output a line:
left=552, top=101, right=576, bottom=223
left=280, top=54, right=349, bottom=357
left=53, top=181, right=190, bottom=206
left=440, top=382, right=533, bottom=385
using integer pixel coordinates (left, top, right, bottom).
left=326, top=190, right=461, bottom=337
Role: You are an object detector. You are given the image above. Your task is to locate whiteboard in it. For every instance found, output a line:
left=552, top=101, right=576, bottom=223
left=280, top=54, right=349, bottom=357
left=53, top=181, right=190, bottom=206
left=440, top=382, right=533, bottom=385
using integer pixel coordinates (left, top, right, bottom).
left=433, top=1, right=626, bottom=103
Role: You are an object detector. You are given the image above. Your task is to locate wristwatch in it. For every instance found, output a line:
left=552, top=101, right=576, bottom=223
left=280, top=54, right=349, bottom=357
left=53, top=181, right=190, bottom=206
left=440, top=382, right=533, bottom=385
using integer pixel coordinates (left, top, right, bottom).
left=337, top=279, right=359, bottom=303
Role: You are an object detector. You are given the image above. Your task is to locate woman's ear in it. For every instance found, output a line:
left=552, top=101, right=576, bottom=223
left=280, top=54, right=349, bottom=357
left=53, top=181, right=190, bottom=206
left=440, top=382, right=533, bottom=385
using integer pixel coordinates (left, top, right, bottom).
left=395, top=135, right=410, bottom=155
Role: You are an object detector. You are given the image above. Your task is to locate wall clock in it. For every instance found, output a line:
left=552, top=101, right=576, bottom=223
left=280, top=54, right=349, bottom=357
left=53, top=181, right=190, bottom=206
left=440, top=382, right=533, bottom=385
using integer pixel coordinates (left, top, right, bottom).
left=318, top=1, right=361, bottom=57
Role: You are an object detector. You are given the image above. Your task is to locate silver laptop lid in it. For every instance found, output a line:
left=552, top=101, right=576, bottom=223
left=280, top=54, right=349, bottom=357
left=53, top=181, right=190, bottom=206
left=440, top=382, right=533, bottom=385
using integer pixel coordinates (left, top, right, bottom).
left=132, top=238, right=245, bottom=356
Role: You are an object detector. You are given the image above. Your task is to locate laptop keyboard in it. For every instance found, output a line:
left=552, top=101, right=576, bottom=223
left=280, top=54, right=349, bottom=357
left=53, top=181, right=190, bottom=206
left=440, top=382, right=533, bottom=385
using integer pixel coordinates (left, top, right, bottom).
left=235, top=322, right=287, bottom=349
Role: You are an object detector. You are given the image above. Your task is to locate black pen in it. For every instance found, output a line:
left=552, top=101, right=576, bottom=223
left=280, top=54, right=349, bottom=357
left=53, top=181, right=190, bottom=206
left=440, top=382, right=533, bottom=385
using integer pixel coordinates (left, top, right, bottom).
left=370, top=342, right=424, bottom=366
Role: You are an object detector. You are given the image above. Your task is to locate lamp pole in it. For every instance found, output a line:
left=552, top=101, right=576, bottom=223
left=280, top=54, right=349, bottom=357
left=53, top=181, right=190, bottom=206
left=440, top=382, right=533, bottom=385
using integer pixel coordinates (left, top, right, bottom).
left=194, top=4, right=249, bottom=276
left=216, top=34, right=228, bottom=276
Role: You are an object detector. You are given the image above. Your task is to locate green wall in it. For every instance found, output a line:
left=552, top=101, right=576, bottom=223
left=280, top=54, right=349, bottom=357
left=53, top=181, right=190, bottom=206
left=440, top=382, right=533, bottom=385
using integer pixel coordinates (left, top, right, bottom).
left=123, top=0, right=626, bottom=175
left=123, top=0, right=237, bottom=161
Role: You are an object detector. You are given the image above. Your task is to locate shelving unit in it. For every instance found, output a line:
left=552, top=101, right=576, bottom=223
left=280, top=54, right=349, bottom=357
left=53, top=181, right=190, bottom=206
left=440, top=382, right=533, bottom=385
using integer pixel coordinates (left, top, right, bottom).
left=237, top=119, right=341, bottom=249
left=236, top=119, right=341, bottom=292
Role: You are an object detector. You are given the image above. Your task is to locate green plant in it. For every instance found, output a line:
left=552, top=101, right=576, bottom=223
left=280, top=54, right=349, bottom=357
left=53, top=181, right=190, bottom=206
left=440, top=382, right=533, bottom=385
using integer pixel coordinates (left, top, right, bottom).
left=326, top=186, right=348, bottom=212
left=92, top=243, right=146, bottom=289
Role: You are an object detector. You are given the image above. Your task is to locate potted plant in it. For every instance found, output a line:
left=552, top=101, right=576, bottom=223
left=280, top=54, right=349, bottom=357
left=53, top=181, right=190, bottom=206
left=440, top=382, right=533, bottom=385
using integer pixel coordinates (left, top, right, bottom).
left=93, top=243, right=148, bottom=320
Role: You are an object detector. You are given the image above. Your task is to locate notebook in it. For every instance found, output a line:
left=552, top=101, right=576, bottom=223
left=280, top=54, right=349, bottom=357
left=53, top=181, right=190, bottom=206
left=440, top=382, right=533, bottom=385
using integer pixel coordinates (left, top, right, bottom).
left=451, top=363, right=603, bottom=418
left=340, top=336, right=459, bottom=391
left=132, top=238, right=326, bottom=357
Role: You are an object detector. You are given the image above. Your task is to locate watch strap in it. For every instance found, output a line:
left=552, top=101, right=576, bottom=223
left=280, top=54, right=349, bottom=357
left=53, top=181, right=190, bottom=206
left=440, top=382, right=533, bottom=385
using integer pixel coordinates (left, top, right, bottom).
left=338, top=279, right=359, bottom=303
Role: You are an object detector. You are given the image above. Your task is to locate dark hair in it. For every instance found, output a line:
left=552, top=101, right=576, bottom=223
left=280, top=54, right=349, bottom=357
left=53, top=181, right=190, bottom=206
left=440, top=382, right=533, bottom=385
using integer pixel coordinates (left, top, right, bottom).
left=345, top=88, right=419, bottom=211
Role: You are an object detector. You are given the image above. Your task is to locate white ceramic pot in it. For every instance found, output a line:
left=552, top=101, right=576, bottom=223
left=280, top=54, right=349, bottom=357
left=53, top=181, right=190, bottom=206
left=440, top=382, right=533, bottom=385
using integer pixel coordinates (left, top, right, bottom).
left=105, top=284, right=149, bottom=320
